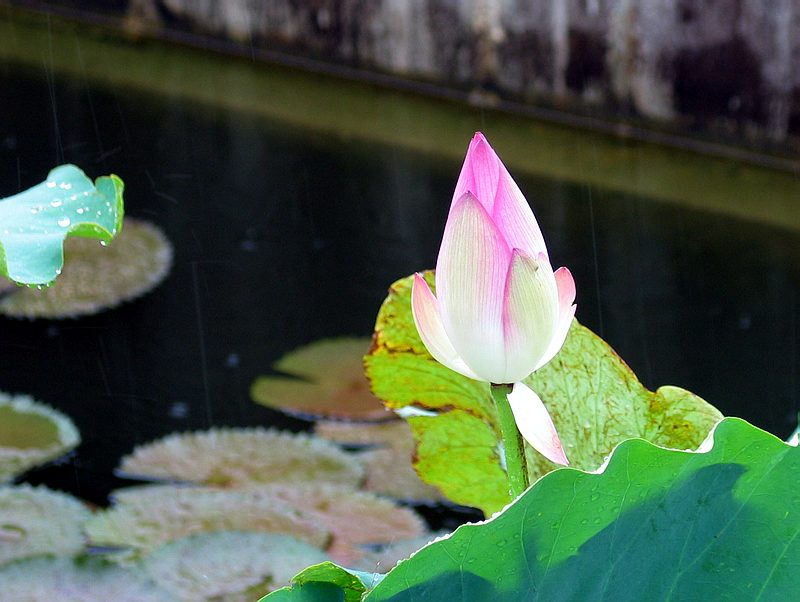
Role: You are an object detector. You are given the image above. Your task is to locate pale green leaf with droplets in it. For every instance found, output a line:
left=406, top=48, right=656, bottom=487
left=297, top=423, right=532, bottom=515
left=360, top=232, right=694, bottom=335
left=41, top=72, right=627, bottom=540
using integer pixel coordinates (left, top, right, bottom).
left=366, top=273, right=722, bottom=515
left=0, top=164, right=123, bottom=285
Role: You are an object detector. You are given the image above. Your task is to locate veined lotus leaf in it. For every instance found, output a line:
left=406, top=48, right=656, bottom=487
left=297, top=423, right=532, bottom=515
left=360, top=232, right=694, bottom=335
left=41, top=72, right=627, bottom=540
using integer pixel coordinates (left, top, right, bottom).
left=251, top=338, right=392, bottom=421
left=263, top=418, right=800, bottom=601
left=86, top=485, right=330, bottom=559
left=0, top=485, right=90, bottom=566
left=0, top=557, right=171, bottom=601
left=247, top=484, right=426, bottom=560
left=141, top=531, right=330, bottom=600
left=0, top=218, right=171, bottom=319
left=0, top=164, right=123, bottom=285
left=0, top=392, right=80, bottom=482
left=263, top=562, right=374, bottom=602
left=365, top=273, right=722, bottom=515
left=117, top=428, right=363, bottom=488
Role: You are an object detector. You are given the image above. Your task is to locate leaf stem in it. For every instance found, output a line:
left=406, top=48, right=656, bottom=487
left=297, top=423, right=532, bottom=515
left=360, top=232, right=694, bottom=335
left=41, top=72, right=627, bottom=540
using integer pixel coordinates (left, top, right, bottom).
left=491, top=383, right=529, bottom=498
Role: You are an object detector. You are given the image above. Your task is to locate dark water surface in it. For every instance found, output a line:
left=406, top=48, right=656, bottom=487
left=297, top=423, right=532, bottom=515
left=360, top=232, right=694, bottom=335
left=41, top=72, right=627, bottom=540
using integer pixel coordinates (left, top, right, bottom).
left=0, top=65, right=798, bottom=505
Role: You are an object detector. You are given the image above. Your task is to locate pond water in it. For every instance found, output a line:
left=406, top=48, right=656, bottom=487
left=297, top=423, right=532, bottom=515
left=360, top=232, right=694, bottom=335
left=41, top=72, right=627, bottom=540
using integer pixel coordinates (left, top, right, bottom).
left=0, top=27, right=798, bottom=507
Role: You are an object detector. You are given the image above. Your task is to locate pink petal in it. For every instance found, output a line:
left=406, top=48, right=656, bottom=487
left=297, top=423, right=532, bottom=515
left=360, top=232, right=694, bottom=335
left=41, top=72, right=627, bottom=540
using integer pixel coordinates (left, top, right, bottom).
left=452, top=132, right=501, bottom=215
left=506, top=382, right=569, bottom=466
left=436, top=193, right=511, bottom=382
left=411, top=274, right=480, bottom=381
left=501, top=250, right=560, bottom=383
left=491, top=171, right=548, bottom=259
left=534, top=267, right=577, bottom=370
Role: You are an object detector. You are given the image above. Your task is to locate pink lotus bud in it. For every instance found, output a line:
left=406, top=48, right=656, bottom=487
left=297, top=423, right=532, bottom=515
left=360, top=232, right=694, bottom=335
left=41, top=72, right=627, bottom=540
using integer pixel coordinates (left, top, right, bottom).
left=411, top=133, right=575, bottom=465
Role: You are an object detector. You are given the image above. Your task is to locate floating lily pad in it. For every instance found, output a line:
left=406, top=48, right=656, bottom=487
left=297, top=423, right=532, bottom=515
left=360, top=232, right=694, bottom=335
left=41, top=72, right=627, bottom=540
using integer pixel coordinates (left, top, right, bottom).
left=366, top=273, right=723, bottom=515
left=142, top=531, right=330, bottom=600
left=0, top=218, right=172, bottom=319
left=117, top=428, right=363, bottom=488
left=87, top=485, right=330, bottom=559
left=251, top=338, right=392, bottom=421
left=250, top=484, right=427, bottom=553
left=352, top=532, right=449, bottom=574
left=0, top=485, right=90, bottom=567
left=314, top=421, right=416, bottom=452
left=357, top=448, right=446, bottom=503
left=0, top=392, right=80, bottom=482
left=0, top=557, right=171, bottom=601
left=0, top=164, right=124, bottom=286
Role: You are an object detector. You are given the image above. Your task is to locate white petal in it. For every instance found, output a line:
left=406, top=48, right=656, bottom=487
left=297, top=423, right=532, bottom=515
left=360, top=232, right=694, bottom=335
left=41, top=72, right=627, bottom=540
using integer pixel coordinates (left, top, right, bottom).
left=534, top=266, right=577, bottom=370
left=506, top=382, right=569, bottom=465
left=436, top=193, right=510, bottom=382
left=411, top=273, right=481, bottom=381
left=501, top=250, right=560, bottom=383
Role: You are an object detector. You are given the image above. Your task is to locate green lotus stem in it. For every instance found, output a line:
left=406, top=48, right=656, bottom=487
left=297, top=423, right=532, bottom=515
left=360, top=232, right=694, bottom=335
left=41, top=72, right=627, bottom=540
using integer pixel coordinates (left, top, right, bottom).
left=491, top=383, right=530, bottom=498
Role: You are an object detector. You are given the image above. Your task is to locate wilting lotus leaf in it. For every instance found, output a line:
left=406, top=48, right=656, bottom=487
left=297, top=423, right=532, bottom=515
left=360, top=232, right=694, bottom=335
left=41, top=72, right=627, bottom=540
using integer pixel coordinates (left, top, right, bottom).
left=0, top=164, right=124, bottom=286
left=366, top=273, right=722, bottom=515
left=352, top=532, right=449, bottom=574
left=117, top=428, right=363, bottom=488
left=0, top=485, right=90, bottom=566
left=142, top=531, right=330, bottom=600
left=0, top=392, right=80, bottom=482
left=251, top=338, right=392, bottom=421
left=0, top=557, right=171, bottom=601
left=87, top=485, right=330, bottom=559
left=0, top=218, right=172, bottom=319
left=250, top=484, right=426, bottom=555
left=263, top=419, right=800, bottom=601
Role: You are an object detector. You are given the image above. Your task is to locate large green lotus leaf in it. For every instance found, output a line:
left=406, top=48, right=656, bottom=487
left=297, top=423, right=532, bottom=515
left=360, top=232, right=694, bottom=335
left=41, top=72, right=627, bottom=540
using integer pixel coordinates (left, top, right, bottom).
left=365, top=273, right=722, bottom=515
left=0, top=164, right=124, bottom=285
left=263, top=418, right=800, bottom=601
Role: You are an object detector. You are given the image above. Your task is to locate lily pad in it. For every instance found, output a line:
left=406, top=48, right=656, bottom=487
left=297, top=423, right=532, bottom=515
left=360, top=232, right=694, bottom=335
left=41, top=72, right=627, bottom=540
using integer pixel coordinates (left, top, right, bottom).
left=252, top=338, right=392, bottom=421
left=263, top=418, right=800, bottom=601
left=0, top=164, right=124, bottom=285
left=0, top=557, right=171, bottom=601
left=314, top=421, right=417, bottom=452
left=0, top=218, right=171, bottom=319
left=365, top=273, right=722, bottom=515
left=87, top=485, right=330, bottom=559
left=141, top=531, right=330, bottom=600
left=0, top=392, right=80, bottom=482
left=117, top=428, right=363, bottom=488
left=0, top=485, right=90, bottom=566
left=357, top=448, right=447, bottom=503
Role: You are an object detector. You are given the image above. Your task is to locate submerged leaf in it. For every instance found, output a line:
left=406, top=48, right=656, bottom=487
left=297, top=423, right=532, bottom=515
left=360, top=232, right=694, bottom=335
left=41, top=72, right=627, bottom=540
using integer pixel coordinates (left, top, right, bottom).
left=264, top=418, right=800, bottom=601
left=117, top=428, right=363, bottom=488
left=87, top=485, right=330, bottom=559
left=0, top=218, right=171, bottom=319
left=0, top=392, right=80, bottom=482
left=366, top=273, right=722, bottom=515
left=0, top=485, right=90, bottom=566
left=142, top=531, right=329, bottom=600
left=0, top=557, right=171, bottom=601
left=252, top=338, right=392, bottom=421
left=0, top=164, right=123, bottom=285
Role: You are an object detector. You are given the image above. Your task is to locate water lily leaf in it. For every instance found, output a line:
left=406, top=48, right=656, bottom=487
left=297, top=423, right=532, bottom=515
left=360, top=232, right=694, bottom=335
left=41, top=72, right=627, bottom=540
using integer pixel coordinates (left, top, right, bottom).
left=245, top=483, right=426, bottom=566
left=0, top=392, right=80, bottom=482
left=86, top=485, right=331, bottom=559
left=251, top=338, right=392, bottom=421
left=0, top=218, right=171, bottom=319
left=141, top=531, right=330, bottom=600
left=117, top=428, right=364, bottom=488
left=365, top=273, right=723, bottom=516
left=0, top=557, right=171, bottom=601
left=314, top=421, right=447, bottom=503
left=262, top=418, right=800, bottom=601
left=0, top=485, right=90, bottom=566
left=265, top=562, right=374, bottom=602
left=0, top=164, right=124, bottom=285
